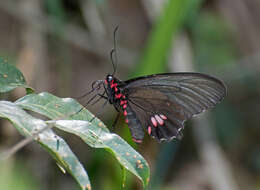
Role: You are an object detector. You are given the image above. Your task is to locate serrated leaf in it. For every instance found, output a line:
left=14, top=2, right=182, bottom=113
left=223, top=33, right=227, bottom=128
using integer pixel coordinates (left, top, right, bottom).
left=0, top=101, right=91, bottom=190
left=0, top=58, right=33, bottom=93
left=15, top=92, right=150, bottom=186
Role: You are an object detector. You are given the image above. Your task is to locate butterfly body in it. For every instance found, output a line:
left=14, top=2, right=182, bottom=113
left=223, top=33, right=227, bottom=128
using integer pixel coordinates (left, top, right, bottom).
left=105, top=74, right=145, bottom=143
left=104, top=73, right=227, bottom=143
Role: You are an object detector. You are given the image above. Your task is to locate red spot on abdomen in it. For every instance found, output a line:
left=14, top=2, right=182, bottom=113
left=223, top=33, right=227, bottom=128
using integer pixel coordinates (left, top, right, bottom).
left=115, top=93, right=122, bottom=99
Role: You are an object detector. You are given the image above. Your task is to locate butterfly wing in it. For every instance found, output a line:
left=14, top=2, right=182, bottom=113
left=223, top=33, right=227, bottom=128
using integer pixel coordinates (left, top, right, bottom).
left=122, top=73, right=227, bottom=142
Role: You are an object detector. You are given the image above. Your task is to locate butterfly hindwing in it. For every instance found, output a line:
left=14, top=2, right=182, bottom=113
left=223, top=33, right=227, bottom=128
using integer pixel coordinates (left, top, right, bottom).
left=127, top=93, right=185, bottom=142
left=122, top=73, right=226, bottom=142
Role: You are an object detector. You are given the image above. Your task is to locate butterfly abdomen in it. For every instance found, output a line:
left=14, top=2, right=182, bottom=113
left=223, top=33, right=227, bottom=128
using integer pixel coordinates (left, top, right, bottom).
left=125, top=106, right=144, bottom=143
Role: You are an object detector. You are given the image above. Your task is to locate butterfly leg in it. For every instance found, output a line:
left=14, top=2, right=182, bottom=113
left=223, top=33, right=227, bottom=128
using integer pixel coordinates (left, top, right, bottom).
left=72, top=89, right=107, bottom=117
left=90, top=98, right=109, bottom=122
left=102, top=82, right=115, bottom=103
left=73, top=80, right=104, bottom=99
left=70, top=93, right=99, bottom=117
left=90, top=91, right=107, bottom=105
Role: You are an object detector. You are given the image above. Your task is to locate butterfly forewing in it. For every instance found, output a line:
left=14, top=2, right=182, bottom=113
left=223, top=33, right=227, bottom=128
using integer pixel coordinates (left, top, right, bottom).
left=122, top=73, right=226, bottom=142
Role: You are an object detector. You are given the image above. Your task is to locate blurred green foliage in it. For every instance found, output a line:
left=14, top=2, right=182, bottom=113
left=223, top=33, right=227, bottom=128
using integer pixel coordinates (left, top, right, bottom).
left=0, top=160, right=38, bottom=190
left=190, top=12, right=237, bottom=69
left=134, top=0, right=194, bottom=77
left=46, top=0, right=66, bottom=22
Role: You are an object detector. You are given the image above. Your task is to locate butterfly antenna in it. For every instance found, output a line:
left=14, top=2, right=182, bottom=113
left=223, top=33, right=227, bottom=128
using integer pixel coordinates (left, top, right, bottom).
left=110, top=49, right=116, bottom=76
left=111, top=26, right=119, bottom=76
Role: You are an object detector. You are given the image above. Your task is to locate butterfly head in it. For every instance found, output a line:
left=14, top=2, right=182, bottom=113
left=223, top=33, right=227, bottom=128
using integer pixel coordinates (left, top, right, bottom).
left=105, top=74, right=114, bottom=84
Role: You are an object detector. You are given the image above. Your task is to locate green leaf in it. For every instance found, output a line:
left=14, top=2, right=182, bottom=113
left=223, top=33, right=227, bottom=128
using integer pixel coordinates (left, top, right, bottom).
left=0, top=58, right=33, bottom=93
left=15, top=92, right=108, bottom=130
left=51, top=120, right=150, bottom=186
left=15, top=92, right=150, bottom=187
left=0, top=101, right=91, bottom=190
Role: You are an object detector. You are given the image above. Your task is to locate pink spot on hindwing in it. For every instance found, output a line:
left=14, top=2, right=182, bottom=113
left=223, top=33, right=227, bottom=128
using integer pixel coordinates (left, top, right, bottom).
left=123, top=104, right=127, bottom=109
left=160, top=114, right=167, bottom=120
left=155, top=114, right=164, bottom=125
left=151, top=117, right=158, bottom=127
left=124, top=110, right=127, bottom=116
left=125, top=119, right=129, bottom=123
left=148, top=126, right=152, bottom=135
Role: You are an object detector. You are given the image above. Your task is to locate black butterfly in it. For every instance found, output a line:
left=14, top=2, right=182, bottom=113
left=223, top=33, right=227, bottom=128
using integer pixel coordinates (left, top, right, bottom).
left=104, top=72, right=226, bottom=143
left=84, top=27, right=226, bottom=143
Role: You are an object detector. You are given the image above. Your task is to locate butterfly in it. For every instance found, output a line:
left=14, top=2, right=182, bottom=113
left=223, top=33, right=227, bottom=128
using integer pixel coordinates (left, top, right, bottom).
left=104, top=72, right=226, bottom=143
left=84, top=27, right=226, bottom=143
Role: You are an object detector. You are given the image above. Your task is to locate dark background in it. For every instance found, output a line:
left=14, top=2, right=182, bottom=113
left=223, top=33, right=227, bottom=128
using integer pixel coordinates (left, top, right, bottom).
left=0, top=0, right=259, bottom=189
